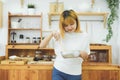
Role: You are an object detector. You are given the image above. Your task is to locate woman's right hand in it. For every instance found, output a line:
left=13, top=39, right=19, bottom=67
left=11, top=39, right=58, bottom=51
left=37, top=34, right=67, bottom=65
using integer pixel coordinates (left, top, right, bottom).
left=52, top=31, right=61, bottom=41
left=79, top=51, right=88, bottom=61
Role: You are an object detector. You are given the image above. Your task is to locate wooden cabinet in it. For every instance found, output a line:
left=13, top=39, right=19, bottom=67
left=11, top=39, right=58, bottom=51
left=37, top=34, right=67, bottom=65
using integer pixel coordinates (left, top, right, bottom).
left=88, top=44, right=112, bottom=63
left=48, top=12, right=108, bottom=27
left=0, top=64, right=53, bottom=80
left=82, top=70, right=119, bottom=80
left=0, top=64, right=120, bottom=80
left=0, top=69, right=8, bottom=80
left=119, top=70, right=120, bottom=80
left=82, top=63, right=120, bottom=80
left=8, top=69, right=52, bottom=80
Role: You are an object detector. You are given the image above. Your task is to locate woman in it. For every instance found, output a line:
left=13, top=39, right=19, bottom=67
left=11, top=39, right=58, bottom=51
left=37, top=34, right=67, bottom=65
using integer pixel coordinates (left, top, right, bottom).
left=40, top=10, right=90, bottom=80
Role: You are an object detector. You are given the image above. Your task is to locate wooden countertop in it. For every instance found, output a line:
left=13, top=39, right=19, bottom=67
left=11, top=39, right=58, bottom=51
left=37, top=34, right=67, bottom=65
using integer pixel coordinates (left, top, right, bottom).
left=1, top=56, right=120, bottom=70
left=82, top=62, right=120, bottom=70
left=0, top=61, right=120, bottom=70
left=0, top=64, right=53, bottom=70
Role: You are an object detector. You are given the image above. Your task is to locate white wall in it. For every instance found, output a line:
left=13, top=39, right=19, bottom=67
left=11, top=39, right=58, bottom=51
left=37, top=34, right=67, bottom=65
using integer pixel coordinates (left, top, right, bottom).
left=0, top=0, right=119, bottom=64
left=117, top=5, right=120, bottom=64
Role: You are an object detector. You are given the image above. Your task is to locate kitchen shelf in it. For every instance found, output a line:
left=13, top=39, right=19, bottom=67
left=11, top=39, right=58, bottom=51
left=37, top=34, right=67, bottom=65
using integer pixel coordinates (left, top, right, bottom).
left=8, top=28, right=42, bottom=30
left=48, top=12, right=108, bottom=28
left=6, top=45, right=54, bottom=50
left=7, top=12, right=43, bottom=45
left=9, top=14, right=42, bottom=17
left=8, top=43, right=40, bottom=45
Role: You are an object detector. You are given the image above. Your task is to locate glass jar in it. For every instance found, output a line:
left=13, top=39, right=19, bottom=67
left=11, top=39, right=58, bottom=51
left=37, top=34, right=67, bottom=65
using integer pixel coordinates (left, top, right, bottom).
left=32, top=37, right=37, bottom=43
left=19, top=34, right=24, bottom=43
left=33, top=51, right=43, bottom=61
left=43, top=55, right=51, bottom=61
left=37, top=37, right=41, bottom=43
left=25, top=37, right=30, bottom=43
left=89, top=51, right=97, bottom=62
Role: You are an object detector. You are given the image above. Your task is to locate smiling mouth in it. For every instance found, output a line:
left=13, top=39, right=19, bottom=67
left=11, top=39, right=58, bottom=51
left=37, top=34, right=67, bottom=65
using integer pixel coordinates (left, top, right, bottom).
left=67, top=30, right=74, bottom=32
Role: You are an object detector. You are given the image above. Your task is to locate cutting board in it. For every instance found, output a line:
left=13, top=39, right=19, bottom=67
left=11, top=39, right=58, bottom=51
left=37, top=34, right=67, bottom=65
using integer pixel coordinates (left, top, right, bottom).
left=1, top=59, right=27, bottom=65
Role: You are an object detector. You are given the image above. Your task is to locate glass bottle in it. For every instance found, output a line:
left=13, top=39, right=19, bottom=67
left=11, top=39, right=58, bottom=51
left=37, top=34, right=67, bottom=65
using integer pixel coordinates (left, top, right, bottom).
left=19, top=34, right=24, bottom=43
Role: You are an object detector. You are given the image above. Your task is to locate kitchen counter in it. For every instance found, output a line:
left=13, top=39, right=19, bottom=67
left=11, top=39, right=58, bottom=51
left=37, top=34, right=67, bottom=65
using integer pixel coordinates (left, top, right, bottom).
left=82, top=62, right=120, bottom=80
left=0, top=62, right=120, bottom=80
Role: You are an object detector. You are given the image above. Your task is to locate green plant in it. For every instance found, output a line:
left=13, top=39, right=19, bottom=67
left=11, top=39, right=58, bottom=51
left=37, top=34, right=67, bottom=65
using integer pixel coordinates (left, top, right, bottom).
left=27, top=4, right=35, bottom=8
left=105, top=0, right=119, bottom=42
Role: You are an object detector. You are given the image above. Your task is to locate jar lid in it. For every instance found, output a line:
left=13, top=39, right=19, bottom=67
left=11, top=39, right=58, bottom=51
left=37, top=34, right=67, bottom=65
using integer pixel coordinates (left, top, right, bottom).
left=37, top=37, right=40, bottom=39
left=26, top=37, right=30, bottom=39
left=33, top=37, right=36, bottom=39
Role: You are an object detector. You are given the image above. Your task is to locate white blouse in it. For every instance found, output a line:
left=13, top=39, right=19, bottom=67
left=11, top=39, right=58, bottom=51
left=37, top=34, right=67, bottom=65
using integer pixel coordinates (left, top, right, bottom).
left=53, top=32, right=90, bottom=75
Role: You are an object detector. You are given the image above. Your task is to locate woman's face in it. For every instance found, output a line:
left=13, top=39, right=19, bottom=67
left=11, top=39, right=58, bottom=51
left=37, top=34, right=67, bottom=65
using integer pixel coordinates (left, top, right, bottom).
left=63, top=22, right=77, bottom=32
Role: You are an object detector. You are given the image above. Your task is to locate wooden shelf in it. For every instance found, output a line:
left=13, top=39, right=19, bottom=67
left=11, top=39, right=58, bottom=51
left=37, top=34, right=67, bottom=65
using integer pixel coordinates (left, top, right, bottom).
left=77, top=12, right=108, bottom=16
left=7, top=12, right=43, bottom=44
left=8, top=28, right=41, bottom=30
left=9, top=13, right=42, bottom=17
left=90, top=45, right=111, bottom=50
left=8, top=43, right=40, bottom=45
left=48, top=12, right=108, bottom=28
left=6, top=45, right=54, bottom=50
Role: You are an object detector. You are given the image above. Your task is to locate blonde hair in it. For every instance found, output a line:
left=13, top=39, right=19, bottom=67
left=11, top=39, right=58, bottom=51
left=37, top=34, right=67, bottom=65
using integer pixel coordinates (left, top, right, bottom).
left=59, top=10, right=81, bottom=38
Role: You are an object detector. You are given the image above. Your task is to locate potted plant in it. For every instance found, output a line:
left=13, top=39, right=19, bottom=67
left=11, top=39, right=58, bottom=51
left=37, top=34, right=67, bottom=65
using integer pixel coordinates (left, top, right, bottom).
left=105, top=0, right=119, bottom=42
left=28, top=4, right=35, bottom=8
left=27, top=4, right=35, bottom=15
